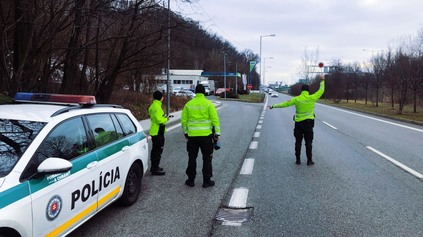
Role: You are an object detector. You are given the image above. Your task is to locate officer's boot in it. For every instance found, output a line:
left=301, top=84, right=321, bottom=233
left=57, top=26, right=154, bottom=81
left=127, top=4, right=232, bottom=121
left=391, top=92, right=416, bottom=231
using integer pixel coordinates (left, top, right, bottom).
left=295, top=156, right=301, bottom=165
left=150, top=161, right=165, bottom=175
left=306, top=157, right=314, bottom=166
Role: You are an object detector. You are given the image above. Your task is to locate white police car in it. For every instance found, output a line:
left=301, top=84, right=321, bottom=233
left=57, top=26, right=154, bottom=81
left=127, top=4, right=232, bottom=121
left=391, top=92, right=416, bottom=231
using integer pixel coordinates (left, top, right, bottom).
left=0, top=93, right=149, bottom=237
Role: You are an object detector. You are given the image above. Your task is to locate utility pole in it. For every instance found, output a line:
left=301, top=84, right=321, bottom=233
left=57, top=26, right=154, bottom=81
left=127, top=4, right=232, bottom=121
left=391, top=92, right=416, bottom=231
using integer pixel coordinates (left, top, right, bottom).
left=166, top=0, right=171, bottom=116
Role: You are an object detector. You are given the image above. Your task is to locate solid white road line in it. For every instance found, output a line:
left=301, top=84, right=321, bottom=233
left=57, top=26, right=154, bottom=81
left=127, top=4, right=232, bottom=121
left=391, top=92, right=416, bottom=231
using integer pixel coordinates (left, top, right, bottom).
left=319, top=104, right=423, bottom=133
left=240, top=159, right=255, bottom=175
left=249, top=141, right=258, bottom=149
left=229, top=188, right=249, bottom=208
left=367, top=146, right=423, bottom=179
left=322, top=121, right=337, bottom=130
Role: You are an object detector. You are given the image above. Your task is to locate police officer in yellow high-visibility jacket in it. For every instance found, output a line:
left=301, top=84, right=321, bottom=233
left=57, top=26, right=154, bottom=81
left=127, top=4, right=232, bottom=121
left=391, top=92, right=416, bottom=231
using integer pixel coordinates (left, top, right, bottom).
left=181, top=84, right=221, bottom=188
left=148, top=91, right=168, bottom=175
left=269, top=76, right=325, bottom=165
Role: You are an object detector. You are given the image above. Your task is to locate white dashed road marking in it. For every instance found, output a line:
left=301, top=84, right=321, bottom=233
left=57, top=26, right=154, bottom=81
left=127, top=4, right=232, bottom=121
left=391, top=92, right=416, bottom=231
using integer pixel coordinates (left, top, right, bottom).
left=322, top=121, right=337, bottom=130
left=229, top=188, right=249, bottom=208
left=240, top=159, right=255, bottom=175
left=249, top=141, right=258, bottom=149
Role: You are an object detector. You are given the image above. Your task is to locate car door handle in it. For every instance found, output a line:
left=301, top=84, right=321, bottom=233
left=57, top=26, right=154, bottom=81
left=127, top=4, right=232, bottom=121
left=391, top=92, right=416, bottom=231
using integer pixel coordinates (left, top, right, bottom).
left=122, top=146, right=129, bottom=152
left=87, top=161, right=98, bottom=169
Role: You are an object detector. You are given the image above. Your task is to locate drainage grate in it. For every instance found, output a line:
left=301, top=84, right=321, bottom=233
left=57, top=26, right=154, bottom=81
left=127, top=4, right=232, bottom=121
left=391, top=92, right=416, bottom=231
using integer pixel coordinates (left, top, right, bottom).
left=214, top=207, right=253, bottom=225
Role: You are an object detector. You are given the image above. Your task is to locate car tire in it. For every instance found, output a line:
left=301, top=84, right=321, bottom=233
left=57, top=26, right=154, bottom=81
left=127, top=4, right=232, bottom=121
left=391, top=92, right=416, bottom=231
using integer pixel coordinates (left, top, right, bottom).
left=0, top=229, right=20, bottom=237
left=118, top=162, right=142, bottom=206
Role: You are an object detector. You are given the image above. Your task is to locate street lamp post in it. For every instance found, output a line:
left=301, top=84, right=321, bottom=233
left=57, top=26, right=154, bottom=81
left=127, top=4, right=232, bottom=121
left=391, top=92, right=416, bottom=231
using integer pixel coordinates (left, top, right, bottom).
left=260, top=34, right=275, bottom=87
left=223, top=53, right=227, bottom=99
left=362, top=49, right=384, bottom=57
left=263, top=57, right=273, bottom=86
left=235, top=63, right=238, bottom=94
left=228, top=61, right=238, bottom=94
left=362, top=49, right=384, bottom=72
left=166, top=0, right=171, bottom=116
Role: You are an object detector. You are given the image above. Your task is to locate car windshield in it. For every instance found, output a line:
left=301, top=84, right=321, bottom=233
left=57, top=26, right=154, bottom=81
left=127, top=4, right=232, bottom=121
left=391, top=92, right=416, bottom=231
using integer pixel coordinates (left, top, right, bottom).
left=0, top=119, right=45, bottom=177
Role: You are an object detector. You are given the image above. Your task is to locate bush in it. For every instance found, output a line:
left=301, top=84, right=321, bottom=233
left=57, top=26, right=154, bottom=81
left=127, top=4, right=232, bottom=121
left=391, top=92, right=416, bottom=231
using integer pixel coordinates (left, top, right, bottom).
left=237, top=90, right=249, bottom=95
left=220, top=91, right=239, bottom=99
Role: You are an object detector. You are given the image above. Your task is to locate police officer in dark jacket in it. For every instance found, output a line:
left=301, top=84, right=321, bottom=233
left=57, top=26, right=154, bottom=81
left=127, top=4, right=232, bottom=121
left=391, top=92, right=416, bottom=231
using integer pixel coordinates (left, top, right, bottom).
left=148, top=91, right=168, bottom=175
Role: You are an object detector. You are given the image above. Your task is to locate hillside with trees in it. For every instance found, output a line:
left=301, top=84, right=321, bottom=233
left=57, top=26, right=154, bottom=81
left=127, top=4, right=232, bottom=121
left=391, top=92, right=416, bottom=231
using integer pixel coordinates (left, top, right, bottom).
left=2, top=1, right=422, bottom=119
left=0, top=0, right=259, bottom=104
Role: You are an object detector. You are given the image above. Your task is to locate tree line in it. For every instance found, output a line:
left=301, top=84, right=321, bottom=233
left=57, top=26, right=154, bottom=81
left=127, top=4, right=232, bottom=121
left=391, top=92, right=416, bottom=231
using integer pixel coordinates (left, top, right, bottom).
left=293, top=29, right=423, bottom=114
left=0, top=0, right=259, bottom=103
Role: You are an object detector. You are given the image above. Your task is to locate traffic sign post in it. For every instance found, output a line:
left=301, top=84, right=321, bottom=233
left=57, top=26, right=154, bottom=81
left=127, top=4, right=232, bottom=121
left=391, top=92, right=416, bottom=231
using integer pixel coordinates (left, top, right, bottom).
left=249, top=61, right=257, bottom=86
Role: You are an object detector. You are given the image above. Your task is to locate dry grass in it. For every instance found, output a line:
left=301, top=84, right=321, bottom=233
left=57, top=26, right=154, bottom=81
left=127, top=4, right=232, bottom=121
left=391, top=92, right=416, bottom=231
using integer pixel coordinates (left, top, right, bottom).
left=320, top=99, right=423, bottom=125
left=238, top=93, right=265, bottom=103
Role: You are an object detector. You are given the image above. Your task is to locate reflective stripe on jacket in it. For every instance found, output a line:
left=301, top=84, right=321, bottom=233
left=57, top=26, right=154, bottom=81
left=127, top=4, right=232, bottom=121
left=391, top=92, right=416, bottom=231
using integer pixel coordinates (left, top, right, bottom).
left=148, top=100, right=168, bottom=136
left=273, top=80, right=325, bottom=122
left=181, top=93, right=220, bottom=137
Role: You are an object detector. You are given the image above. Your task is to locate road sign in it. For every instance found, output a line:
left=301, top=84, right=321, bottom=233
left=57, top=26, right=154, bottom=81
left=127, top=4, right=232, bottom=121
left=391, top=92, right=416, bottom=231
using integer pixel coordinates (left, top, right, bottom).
left=247, top=84, right=252, bottom=90
left=201, top=72, right=240, bottom=77
left=249, top=61, right=257, bottom=72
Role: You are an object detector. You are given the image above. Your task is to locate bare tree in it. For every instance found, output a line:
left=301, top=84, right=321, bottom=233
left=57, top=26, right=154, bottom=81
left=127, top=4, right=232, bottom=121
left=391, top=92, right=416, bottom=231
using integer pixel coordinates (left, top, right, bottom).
left=371, top=54, right=387, bottom=107
left=60, top=0, right=86, bottom=94
left=298, top=46, right=320, bottom=83
left=393, top=50, right=411, bottom=114
left=0, top=1, right=14, bottom=93
left=409, top=30, right=423, bottom=113
left=11, top=0, right=36, bottom=94
left=384, top=49, right=397, bottom=108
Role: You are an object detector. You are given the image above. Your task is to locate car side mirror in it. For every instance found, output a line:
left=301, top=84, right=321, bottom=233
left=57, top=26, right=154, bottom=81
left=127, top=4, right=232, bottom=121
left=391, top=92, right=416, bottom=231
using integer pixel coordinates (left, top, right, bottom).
left=37, top=157, right=73, bottom=174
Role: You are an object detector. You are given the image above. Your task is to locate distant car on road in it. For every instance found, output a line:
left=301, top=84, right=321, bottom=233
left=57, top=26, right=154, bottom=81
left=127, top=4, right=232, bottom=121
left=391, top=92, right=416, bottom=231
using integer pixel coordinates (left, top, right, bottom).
left=172, top=87, right=184, bottom=94
left=270, top=92, right=278, bottom=97
left=214, top=88, right=229, bottom=96
left=175, top=90, right=195, bottom=99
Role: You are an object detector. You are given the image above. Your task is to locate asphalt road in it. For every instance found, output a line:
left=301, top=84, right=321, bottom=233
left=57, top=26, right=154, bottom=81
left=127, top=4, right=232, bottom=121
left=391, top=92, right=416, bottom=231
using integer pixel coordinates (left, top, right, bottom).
left=69, top=93, right=423, bottom=237
left=69, top=99, right=263, bottom=237
left=213, top=93, right=423, bottom=237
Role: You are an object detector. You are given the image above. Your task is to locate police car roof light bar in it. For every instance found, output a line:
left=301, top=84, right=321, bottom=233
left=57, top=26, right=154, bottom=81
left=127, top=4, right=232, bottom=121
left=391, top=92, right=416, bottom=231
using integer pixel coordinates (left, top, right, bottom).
left=13, top=92, right=97, bottom=105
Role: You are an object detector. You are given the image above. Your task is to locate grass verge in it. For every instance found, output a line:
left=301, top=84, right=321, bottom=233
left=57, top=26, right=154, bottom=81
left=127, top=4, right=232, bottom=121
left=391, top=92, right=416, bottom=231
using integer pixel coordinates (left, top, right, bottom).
left=238, top=93, right=265, bottom=103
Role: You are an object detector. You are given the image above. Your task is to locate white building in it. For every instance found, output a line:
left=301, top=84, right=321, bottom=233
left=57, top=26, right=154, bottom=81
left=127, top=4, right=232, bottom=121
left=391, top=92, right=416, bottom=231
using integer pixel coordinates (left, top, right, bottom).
left=155, top=69, right=209, bottom=92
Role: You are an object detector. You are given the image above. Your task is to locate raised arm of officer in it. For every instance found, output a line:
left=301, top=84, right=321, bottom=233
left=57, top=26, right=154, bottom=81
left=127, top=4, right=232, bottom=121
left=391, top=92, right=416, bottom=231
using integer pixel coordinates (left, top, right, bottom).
left=310, top=75, right=325, bottom=100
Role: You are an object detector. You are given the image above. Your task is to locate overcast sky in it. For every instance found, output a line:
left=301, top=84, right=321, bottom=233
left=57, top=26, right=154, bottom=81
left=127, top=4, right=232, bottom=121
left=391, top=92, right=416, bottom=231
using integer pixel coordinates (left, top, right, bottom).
left=173, top=0, right=423, bottom=85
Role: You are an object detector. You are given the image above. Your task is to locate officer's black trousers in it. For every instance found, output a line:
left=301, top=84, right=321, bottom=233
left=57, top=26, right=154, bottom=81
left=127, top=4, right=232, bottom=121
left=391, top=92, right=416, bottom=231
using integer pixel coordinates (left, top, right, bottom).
left=186, top=135, right=214, bottom=181
left=294, top=119, right=314, bottom=160
left=150, top=133, right=165, bottom=170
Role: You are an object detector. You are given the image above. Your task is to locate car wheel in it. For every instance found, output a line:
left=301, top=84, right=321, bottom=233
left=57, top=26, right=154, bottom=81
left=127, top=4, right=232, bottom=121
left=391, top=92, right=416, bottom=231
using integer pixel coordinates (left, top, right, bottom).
left=0, top=229, right=20, bottom=237
left=118, top=162, right=142, bottom=206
